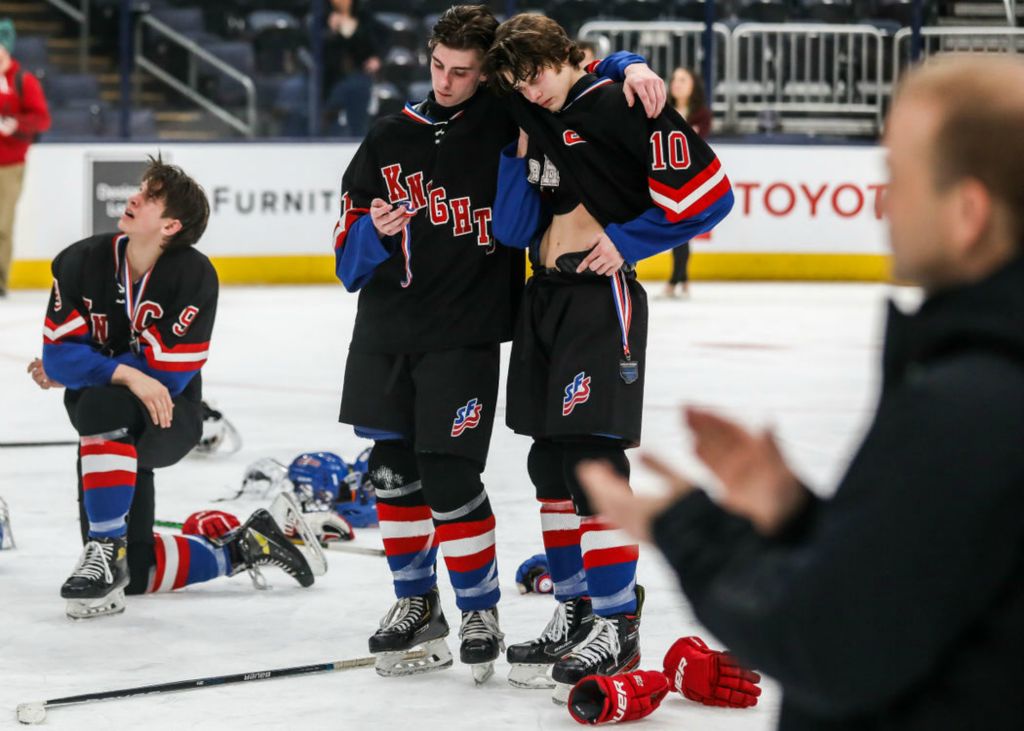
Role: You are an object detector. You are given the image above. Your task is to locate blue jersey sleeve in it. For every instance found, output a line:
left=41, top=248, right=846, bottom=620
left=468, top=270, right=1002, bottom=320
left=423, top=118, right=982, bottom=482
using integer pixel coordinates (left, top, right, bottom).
left=41, top=254, right=119, bottom=389
left=335, top=213, right=396, bottom=291
left=493, top=143, right=547, bottom=249
left=591, top=52, right=648, bottom=81
left=606, top=190, right=735, bottom=264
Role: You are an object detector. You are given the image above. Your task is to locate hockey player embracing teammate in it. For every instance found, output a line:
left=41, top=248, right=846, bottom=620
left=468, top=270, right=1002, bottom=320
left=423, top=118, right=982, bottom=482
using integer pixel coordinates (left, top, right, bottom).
left=332, top=4, right=668, bottom=684
left=484, top=14, right=734, bottom=703
left=28, top=157, right=315, bottom=620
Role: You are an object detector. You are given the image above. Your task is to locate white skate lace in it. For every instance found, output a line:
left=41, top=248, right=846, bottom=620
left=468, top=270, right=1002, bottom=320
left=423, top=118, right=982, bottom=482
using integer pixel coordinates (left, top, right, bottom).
left=380, top=596, right=426, bottom=633
left=459, top=609, right=504, bottom=643
left=538, top=602, right=570, bottom=644
left=571, top=617, right=620, bottom=666
left=70, top=541, right=113, bottom=584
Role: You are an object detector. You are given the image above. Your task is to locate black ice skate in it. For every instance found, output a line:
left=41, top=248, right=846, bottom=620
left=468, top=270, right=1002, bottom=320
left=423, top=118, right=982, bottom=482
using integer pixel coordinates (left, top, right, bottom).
left=506, top=596, right=594, bottom=689
left=459, top=607, right=505, bottom=685
left=370, top=586, right=453, bottom=677
left=224, top=508, right=315, bottom=589
left=550, top=586, right=644, bottom=705
left=61, top=536, right=130, bottom=620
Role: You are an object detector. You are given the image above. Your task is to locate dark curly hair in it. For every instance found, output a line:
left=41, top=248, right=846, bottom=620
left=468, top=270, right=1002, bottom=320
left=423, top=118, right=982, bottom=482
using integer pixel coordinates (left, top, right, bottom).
left=141, top=155, right=210, bottom=250
left=484, top=14, right=585, bottom=95
left=428, top=4, right=498, bottom=56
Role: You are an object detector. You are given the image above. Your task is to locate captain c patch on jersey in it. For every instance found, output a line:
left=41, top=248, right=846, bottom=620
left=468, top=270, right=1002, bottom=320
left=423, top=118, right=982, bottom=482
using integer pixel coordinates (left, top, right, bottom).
left=562, top=372, right=592, bottom=416
left=451, top=398, right=483, bottom=437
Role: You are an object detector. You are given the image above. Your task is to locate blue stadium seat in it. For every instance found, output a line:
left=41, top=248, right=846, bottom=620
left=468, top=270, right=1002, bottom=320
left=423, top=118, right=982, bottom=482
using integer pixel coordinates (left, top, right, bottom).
left=546, top=0, right=606, bottom=36
left=737, top=0, right=791, bottom=22
left=44, top=106, right=104, bottom=139
left=375, top=12, right=422, bottom=52
left=151, top=6, right=206, bottom=36
left=381, top=46, right=426, bottom=88
left=14, top=36, right=49, bottom=78
left=201, top=41, right=256, bottom=107
left=248, top=10, right=306, bottom=73
left=612, top=0, right=671, bottom=21
left=800, top=0, right=856, bottom=23
left=44, top=74, right=102, bottom=107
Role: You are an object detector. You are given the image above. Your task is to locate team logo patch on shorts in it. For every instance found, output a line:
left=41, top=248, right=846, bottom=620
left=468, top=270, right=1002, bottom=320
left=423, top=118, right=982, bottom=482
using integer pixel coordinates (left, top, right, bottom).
left=451, top=398, right=483, bottom=437
left=562, top=372, right=592, bottom=416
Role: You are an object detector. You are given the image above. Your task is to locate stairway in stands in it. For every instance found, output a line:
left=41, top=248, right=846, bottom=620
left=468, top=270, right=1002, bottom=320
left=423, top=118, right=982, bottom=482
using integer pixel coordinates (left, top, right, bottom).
left=3, top=0, right=222, bottom=140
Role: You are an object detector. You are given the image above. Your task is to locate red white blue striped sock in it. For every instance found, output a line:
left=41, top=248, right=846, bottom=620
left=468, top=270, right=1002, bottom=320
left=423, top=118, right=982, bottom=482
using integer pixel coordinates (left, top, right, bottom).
left=80, top=435, right=137, bottom=539
left=146, top=534, right=230, bottom=593
left=540, top=499, right=586, bottom=601
left=580, top=516, right=639, bottom=616
left=378, top=502, right=439, bottom=598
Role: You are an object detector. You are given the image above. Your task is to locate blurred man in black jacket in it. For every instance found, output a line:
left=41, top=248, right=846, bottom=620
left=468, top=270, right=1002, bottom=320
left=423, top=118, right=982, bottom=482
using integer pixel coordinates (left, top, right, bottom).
left=578, top=55, right=1024, bottom=730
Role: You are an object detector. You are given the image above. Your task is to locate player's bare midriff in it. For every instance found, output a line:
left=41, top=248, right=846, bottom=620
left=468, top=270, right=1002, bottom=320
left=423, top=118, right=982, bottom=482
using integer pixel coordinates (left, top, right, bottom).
left=538, top=203, right=603, bottom=268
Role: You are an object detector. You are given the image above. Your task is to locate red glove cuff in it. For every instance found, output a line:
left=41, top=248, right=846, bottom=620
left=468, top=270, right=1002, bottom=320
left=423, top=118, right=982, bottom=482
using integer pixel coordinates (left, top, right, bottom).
left=568, top=671, right=669, bottom=725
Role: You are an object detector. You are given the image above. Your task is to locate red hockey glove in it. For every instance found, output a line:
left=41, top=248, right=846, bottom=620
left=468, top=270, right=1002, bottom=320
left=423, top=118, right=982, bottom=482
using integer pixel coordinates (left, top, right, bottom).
left=663, top=636, right=762, bottom=708
left=568, top=671, right=670, bottom=725
left=182, top=510, right=240, bottom=541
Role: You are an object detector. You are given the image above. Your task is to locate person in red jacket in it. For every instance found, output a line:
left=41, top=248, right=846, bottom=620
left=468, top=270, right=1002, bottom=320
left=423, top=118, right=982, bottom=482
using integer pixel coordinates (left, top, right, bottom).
left=0, top=19, right=50, bottom=296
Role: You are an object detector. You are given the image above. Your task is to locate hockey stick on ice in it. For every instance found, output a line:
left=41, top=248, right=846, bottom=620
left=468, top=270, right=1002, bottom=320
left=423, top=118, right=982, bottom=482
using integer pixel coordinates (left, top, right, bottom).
left=154, top=520, right=385, bottom=557
left=15, top=653, right=404, bottom=724
left=0, top=440, right=77, bottom=448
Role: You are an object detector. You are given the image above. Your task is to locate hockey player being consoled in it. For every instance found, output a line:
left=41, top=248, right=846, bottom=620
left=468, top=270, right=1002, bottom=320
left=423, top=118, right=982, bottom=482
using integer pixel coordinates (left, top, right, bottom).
left=332, top=4, right=667, bottom=683
left=28, top=157, right=314, bottom=620
left=484, top=14, right=734, bottom=702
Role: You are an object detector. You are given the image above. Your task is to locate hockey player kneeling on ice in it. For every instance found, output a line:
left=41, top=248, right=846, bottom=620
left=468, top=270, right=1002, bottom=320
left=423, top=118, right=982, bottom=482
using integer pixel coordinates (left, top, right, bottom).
left=25, top=157, right=315, bottom=620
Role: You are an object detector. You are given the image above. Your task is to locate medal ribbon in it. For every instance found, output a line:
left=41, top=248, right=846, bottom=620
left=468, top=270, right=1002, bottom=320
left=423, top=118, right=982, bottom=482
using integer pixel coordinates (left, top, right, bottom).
left=610, top=271, right=632, bottom=360
left=120, top=240, right=153, bottom=338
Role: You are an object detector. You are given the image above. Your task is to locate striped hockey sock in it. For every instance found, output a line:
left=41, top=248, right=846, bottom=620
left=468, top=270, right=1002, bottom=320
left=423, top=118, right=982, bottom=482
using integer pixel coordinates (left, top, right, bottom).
left=580, top=515, right=639, bottom=616
left=80, top=434, right=137, bottom=539
left=540, top=499, right=587, bottom=601
left=378, top=495, right=439, bottom=599
left=435, top=495, right=500, bottom=611
left=147, top=534, right=231, bottom=592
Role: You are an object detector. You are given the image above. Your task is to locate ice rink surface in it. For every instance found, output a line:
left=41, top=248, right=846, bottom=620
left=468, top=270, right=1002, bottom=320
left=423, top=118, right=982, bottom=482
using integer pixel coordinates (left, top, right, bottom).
left=0, top=281, right=910, bottom=729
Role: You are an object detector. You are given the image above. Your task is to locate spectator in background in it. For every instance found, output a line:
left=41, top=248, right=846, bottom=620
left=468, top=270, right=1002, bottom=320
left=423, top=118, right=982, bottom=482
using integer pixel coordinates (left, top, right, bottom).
left=0, top=18, right=50, bottom=297
left=664, top=67, right=711, bottom=299
left=322, top=0, right=381, bottom=137
left=577, top=39, right=598, bottom=67
left=579, top=55, right=1024, bottom=730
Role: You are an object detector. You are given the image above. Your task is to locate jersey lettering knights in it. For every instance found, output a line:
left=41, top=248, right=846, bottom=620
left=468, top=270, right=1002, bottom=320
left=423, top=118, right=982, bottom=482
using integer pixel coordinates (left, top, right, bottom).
left=333, top=89, right=525, bottom=355
left=41, top=233, right=218, bottom=401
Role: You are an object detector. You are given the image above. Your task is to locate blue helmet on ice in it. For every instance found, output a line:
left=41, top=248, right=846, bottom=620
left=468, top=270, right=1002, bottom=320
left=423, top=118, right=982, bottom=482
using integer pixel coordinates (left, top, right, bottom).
left=287, top=452, right=351, bottom=504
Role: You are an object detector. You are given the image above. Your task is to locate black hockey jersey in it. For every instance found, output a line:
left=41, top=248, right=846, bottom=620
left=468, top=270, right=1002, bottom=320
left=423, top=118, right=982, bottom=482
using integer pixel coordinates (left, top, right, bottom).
left=495, top=75, right=734, bottom=265
left=333, top=89, right=524, bottom=355
left=41, top=233, right=218, bottom=401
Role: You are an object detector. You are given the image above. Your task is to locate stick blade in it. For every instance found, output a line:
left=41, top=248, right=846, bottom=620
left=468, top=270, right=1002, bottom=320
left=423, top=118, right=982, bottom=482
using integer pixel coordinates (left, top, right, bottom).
left=17, top=703, right=46, bottom=725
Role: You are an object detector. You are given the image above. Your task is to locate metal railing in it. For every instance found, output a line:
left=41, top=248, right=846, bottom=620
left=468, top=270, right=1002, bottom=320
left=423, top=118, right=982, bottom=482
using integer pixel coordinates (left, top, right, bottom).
left=893, top=26, right=1024, bottom=81
left=1006, top=0, right=1018, bottom=26
left=729, top=23, right=886, bottom=135
left=43, top=0, right=90, bottom=74
left=134, top=14, right=257, bottom=137
left=578, top=21, right=731, bottom=113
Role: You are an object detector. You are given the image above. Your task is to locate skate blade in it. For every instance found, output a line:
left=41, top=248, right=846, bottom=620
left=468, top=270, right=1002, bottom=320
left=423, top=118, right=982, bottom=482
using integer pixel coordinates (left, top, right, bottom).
left=375, top=639, right=453, bottom=677
left=551, top=682, right=571, bottom=706
left=507, top=664, right=556, bottom=689
left=469, top=661, right=495, bottom=685
left=65, top=588, right=126, bottom=620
